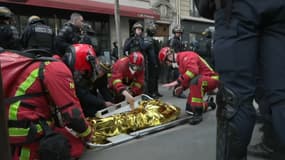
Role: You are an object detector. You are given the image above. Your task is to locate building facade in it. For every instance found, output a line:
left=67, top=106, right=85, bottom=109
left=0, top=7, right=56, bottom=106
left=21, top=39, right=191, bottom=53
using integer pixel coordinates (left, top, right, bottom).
left=1, top=0, right=207, bottom=53
left=0, top=0, right=161, bottom=55
left=179, top=0, right=214, bottom=43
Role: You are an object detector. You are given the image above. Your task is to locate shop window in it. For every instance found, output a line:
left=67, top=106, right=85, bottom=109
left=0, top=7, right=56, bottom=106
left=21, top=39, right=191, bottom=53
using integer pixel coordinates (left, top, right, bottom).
left=19, top=16, right=28, bottom=33
left=47, top=17, right=61, bottom=35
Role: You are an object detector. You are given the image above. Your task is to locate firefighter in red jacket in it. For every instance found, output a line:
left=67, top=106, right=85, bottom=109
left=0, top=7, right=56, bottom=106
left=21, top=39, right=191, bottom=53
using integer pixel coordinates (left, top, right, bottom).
left=1, top=46, right=93, bottom=159
left=109, top=52, right=144, bottom=109
left=159, top=47, right=219, bottom=125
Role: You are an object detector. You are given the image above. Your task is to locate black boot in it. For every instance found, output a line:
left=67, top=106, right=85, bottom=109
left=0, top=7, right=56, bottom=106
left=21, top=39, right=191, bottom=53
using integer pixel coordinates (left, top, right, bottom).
left=155, top=92, right=163, bottom=97
left=185, top=104, right=193, bottom=115
left=271, top=145, right=285, bottom=160
left=150, top=93, right=159, bottom=99
left=189, top=107, right=203, bottom=125
left=207, top=102, right=216, bottom=111
left=247, top=143, right=273, bottom=159
left=207, top=97, right=216, bottom=110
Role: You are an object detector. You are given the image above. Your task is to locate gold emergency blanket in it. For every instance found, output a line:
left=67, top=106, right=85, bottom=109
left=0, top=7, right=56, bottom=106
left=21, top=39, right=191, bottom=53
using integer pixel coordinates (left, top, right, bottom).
left=88, top=100, right=181, bottom=144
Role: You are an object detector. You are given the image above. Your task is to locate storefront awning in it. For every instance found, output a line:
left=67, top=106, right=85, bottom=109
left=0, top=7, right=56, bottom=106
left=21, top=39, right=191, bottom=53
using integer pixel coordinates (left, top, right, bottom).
left=0, top=0, right=160, bottom=19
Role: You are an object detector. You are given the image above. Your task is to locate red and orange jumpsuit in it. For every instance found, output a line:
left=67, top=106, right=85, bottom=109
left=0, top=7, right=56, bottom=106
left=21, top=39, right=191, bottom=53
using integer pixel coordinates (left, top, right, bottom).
left=176, top=51, right=219, bottom=111
left=109, top=57, right=144, bottom=101
left=1, top=51, right=92, bottom=160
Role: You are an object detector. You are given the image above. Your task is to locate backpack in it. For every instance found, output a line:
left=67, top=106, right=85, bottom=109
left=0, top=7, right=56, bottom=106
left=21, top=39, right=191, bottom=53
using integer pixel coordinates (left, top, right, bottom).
left=2, top=49, right=57, bottom=111
left=1, top=49, right=72, bottom=159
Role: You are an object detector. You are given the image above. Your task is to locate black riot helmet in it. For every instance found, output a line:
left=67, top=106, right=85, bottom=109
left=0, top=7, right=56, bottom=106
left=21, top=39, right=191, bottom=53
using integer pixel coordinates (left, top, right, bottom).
left=146, top=23, right=157, bottom=36
left=172, top=25, right=183, bottom=34
left=202, top=28, right=212, bottom=38
left=97, top=56, right=112, bottom=73
left=0, top=7, right=13, bottom=20
left=28, top=15, right=45, bottom=25
left=132, top=22, right=144, bottom=32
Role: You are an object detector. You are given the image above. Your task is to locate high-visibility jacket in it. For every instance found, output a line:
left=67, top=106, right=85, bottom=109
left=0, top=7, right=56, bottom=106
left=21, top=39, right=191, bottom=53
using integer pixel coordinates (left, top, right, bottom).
left=1, top=51, right=91, bottom=144
left=109, top=57, right=144, bottom=96
left=176, top=51, right=219, bottom=88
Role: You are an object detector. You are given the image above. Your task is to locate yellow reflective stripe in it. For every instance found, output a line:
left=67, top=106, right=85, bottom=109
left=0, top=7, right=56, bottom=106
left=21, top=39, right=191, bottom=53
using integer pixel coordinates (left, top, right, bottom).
left=20, top=147, right=30, bottom=160
left=69, top=82, right=75, bottom=89
left=9, top=68, right=39, bottom=120
left=199, top=57, right=214, bottom=72
left=192, top=97, right=203, bottom=103
left=79, top=126, right=91, bottom=138
left=107, top=73, right=112, bottom=78
left=201, top=81, right=206, bottom=108
left=112, top=79, right=122, bottom=86
left=9, top=121, right=52, bottom=137
left=133, top=82, right=142, bottom=88
left=185, top=70, right=195, bottom=79
left=202, top=81, right=208, bottom=87
left=211, top=75, right=219, bottom=80
left=9, top=124, right=42, bottom=137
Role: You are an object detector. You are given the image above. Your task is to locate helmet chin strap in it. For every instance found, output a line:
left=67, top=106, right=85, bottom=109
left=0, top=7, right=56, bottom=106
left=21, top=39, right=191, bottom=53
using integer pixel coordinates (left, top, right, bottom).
left=129, top=66, right=136, bottom=75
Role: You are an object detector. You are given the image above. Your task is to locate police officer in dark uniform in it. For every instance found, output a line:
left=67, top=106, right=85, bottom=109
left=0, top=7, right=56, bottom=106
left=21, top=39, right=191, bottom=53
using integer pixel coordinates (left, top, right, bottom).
left=0, top=6, right=20, bottom=50
left=144, top=23, right=162, bottom=98
left=168, top=25, right=183, bottom=53
left=55, top=12, right=84, bottom=56
left=21, top=15, right=54, bottom=54
left=123, top=22, right=144, bottom=55
left=111, top=41, right=119, bottom=61
left=79, top=23, right=95, bottom=45
left=196, top=28, right=214, bottom=68
left=204, top=0, right=285, bottom=159
left=167, top=25, right=186, bottom=98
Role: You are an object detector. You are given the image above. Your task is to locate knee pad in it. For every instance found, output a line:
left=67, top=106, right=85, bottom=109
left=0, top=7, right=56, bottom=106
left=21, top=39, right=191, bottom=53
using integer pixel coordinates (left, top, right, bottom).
left=216, top=85, right=240, bottom=120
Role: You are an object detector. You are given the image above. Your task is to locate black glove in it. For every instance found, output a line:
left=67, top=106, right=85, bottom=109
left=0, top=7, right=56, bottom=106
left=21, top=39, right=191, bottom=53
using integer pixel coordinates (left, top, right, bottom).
left=173, top=85, right=184, bottom=96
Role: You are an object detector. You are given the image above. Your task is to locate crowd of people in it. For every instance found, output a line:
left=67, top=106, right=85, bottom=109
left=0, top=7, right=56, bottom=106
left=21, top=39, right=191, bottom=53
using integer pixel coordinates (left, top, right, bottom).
left=0, top=4, right=245, bottom=160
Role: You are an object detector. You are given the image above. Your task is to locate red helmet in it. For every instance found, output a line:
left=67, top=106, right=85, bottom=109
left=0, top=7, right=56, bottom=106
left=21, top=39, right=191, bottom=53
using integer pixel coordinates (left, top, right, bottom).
left=158, top=47, right=173, bottom=63
left=129, top=51, right=144, bottom=71
left=64, top=44, right=97, bottom=79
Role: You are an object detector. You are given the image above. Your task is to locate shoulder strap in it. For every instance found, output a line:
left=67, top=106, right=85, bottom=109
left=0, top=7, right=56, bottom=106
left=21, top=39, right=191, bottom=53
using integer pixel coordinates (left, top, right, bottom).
left=4, top=54, right=56, bottom=105
left=38, top=61, right=46, bottom=91
left=4, top=53, right=53, bottom=105
left=38, top=61, right=64, bottom=127
left=22, top=49, right=56, bottom=59
left=4, top=92, right=46, bottom=105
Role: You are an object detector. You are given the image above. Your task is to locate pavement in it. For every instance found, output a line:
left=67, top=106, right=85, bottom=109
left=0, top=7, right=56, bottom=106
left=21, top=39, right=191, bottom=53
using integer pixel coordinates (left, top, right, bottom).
left=81, top=87, right=265, bottom=160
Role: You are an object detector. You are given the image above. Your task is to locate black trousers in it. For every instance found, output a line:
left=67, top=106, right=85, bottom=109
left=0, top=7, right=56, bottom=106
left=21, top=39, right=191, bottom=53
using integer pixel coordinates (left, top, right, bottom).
left=214, top=0, right=285, bottom=158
